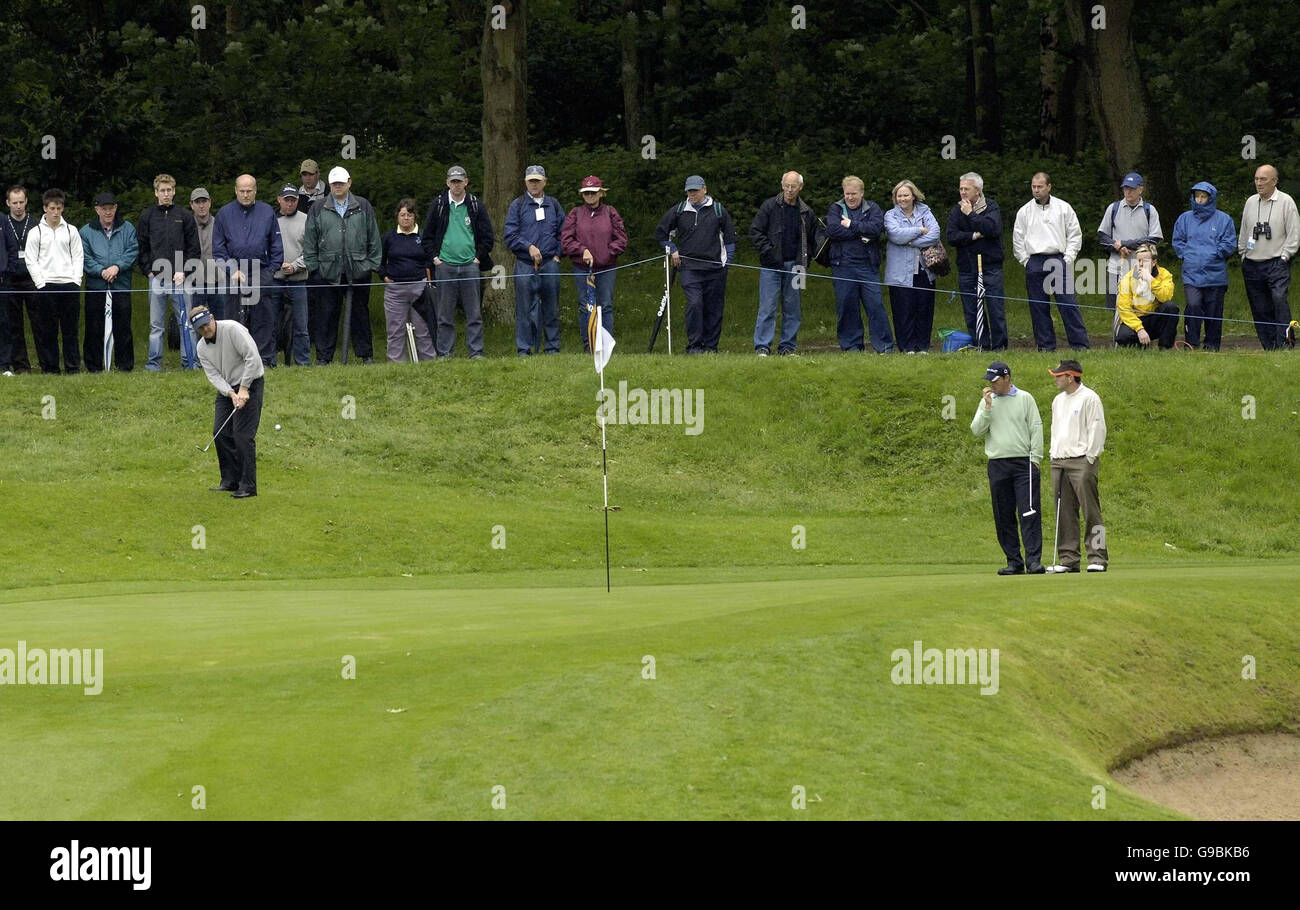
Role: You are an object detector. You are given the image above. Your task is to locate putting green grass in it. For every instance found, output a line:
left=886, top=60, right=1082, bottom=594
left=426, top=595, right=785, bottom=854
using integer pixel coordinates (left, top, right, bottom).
left=1, top=566, right=1295, bottom=819
left=2, top=353, right=1298, bottom=818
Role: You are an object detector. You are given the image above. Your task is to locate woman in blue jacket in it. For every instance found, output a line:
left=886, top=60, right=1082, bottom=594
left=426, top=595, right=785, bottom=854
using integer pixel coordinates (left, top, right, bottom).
left=1170, top=181, right=1237, bottom=350
left=884, top=180, right=942, bottom=353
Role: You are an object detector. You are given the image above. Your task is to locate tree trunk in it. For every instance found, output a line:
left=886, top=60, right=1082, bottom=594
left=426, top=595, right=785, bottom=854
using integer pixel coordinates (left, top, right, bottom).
left=1037, top=10, right=1060, bottom=156
left=660, top=0, right=681, bottom=146
left=620, top=0, right=641, bottom=151
left=968, top=0, right=1002, bottom=152
left=481, top=0, right=528, bottom=324
left=1064, top=0, right=1179, bottom=213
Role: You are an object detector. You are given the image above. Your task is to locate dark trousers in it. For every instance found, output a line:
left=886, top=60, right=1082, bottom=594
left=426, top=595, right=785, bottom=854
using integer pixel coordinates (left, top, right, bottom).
left=0, top=279, right=11, bottom=369
left=679, top=267, right=727, bottom=353
left=832, top=264, right=893, bottom=352
left=1024, top=253, right=1089, bottom=351
left=311, top=278, right=374, bottom=363
left=988, top=456, right=1042, bottom=569
left=1241, top=256, right=1291, bottom=349
left=957, top=265, right=1007, bottom=350
left=889, top=271, right=936, bottom=352
left=5, top=276, right=34, bottom=370
left=30, top=283, right=81, bottom=373
left=82, top=288, right=134, bottom=371
left=214, top=376, right=264, bottom=493
left=1115, top=301, right=1179, bottom=348
left=1183, top=284, right=1226, bottom=350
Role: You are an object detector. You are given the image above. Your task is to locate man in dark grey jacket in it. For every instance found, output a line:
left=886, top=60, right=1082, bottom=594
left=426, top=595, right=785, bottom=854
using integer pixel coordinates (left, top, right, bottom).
left=748, top=171, right=821, bottom=356
left=191, top=304, right=265, bottom=498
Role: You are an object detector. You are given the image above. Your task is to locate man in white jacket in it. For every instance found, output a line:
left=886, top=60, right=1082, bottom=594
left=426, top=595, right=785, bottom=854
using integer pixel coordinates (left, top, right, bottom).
left=1046, top=359, right=1108, bottom=573
left=24, top=188, right=84, bottom=373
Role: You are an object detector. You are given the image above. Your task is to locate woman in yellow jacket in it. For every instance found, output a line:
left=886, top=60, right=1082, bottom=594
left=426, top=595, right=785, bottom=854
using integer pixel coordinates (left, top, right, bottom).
left=1115, top=243, right=1179, bottom=348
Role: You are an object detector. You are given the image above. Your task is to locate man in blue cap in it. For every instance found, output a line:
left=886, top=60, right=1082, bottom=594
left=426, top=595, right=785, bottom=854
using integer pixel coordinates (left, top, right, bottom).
left=653, top=175, right=737, bottom=353
left=971, top=360, right=1045, bottom=575
left=1097, top=172, right=1163, bottom=313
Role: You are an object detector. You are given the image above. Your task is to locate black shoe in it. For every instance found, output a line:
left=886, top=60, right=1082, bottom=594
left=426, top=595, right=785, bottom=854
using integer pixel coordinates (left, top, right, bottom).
left=209, top=484, right=237, bottom=492
left=1026, top=563, right=1046, bottom=574
left=997, top=565, right=1025, bottom=576
left=360, top=357, right=374, bottom=364
left=231, top=490, right=256, bottom=499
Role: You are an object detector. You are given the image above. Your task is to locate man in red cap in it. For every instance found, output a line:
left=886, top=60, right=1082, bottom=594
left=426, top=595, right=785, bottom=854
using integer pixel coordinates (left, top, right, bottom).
left=561, top=175, right=627, bottom=351
left=1046, top=359, right=1108, bottom=572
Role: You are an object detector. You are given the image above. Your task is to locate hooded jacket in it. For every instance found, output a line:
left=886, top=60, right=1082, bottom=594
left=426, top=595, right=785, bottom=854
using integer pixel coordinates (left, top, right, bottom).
left=80, top=215, right=140, bottom=293
left=1170, top=181, right=1238, bottom=288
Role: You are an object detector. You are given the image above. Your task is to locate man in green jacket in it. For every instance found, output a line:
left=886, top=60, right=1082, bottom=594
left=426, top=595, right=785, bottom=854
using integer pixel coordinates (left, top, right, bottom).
left=970, top=360, right=1045, bottom=575
left=80, top=192, right=139, bottom=372
left=302, top=166, right=382, bottom=364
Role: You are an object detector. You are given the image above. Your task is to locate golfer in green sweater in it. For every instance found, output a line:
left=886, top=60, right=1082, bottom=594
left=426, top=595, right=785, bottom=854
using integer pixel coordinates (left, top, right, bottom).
left=971, top=361, right=1045, bottom=575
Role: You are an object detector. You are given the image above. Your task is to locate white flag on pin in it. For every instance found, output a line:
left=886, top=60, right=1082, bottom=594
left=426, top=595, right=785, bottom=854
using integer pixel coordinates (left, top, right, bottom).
left=589, top=305, right=615, bottom=373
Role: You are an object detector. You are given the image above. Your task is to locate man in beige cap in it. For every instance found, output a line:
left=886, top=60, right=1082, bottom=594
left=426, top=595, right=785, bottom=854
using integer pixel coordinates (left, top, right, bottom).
left=298, top=159, right=325, bottom=210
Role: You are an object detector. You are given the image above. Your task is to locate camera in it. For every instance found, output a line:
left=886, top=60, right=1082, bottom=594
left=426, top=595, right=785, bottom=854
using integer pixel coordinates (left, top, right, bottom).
left=1252, top=221, right=1272, bottom=241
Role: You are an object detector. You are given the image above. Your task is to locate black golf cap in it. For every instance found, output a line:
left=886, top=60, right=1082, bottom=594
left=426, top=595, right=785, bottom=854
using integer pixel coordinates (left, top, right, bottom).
left=1048, top=359, right=1083, bottom=377
left=188, top=305, right=214, bottom=330
left=984, top=361, right=1010, bottom=380
left=93, top=192, right=117, bottom=206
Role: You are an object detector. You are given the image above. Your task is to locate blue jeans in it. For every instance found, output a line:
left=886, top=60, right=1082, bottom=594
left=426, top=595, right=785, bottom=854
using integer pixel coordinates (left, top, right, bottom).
left=754, top=261, right=802, bottom=352
left=514, top=258, right=561, bottom=354
left=957, top=265, right=1008, bottom=350
left=260, top=280, right=310, bottom=366
left=574, top=270, right=615, bottom=351
left=147, top=277, right=195, bottom=370
left=832, top=264, right=893, bottom=352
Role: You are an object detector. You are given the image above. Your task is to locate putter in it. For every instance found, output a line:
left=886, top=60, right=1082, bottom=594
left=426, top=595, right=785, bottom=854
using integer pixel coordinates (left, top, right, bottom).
left=1022, top=456, right=1038, bottom=518
left=1052, top=487, right=1062, bottom=568
left=197, top=408, right=238, bottom=453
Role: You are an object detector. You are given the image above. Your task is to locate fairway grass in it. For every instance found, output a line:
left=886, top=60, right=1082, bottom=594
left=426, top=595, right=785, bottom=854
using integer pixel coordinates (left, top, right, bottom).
left=1, top=566, right=1296, bottom=820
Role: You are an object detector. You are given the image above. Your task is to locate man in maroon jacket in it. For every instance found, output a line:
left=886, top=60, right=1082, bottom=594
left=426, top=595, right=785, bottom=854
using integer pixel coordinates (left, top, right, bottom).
left=561, top=175, right=627, bottom=350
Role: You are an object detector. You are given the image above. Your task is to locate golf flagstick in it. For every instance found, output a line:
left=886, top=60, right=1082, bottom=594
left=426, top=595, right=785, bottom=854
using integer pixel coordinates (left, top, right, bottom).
left=665, top=251, right=672, bottom=355
left=103, top=290, right=114, bottom=372
left=590, top=303, right=615, bottom=592
left=1022, top=456, right=1038, bottom=517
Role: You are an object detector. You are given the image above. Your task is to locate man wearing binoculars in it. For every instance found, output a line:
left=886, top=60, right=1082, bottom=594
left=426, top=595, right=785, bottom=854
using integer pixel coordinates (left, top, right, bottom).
left=1239, top=164, right=1300, bottom=349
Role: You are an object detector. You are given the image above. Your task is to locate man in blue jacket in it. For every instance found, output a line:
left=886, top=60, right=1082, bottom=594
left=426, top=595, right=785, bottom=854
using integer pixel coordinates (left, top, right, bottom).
left=825, top=176, right=891, bottom=353
left=504, top=165, right=565, bottom=356
left=212, top=174, right=283, bottom=329
left=80, top=193, right=139, bottom=372
left=653, top=175, right=737, bottom=354
left=947, top=172, right=1007, bottom=351
left=1171, top=181, right=1237, bottom=350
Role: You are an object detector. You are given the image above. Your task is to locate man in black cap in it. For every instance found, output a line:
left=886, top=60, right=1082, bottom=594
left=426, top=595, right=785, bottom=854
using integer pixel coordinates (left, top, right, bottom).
left=970, top=360, right=1045, bottom=575
left=191, top=304, right=265, bottom=498
left=1046, top=359, right=1108, bottom=572
left=79, top=192, right=139, bottom=371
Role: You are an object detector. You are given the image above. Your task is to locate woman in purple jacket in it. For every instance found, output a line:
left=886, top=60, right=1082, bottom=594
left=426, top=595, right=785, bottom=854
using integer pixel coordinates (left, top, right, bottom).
left=561, top=175, right=628, bottom=350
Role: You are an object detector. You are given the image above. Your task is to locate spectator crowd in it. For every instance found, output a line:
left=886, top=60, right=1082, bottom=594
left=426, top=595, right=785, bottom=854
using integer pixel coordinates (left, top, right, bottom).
left=2, top=161, right=1296, bottom=375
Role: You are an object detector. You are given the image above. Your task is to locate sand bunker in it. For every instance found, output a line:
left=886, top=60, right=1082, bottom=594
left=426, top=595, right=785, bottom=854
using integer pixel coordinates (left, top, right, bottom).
left=1113, top=732, right=1300, bottom=820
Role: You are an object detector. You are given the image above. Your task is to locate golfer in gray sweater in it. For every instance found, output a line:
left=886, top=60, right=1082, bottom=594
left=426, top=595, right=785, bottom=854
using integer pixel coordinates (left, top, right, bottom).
left=190, top=304, right=265, bottom=498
